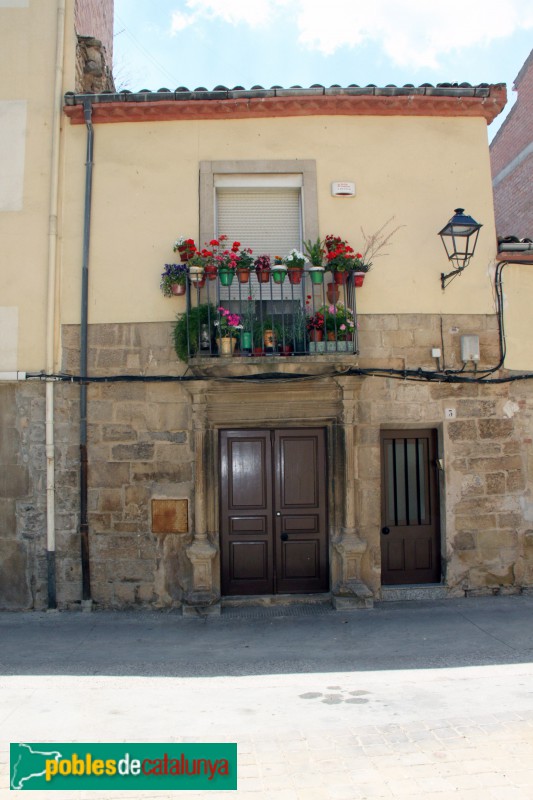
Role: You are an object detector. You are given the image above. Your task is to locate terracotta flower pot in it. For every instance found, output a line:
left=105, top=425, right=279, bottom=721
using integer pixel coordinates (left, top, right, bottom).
left=204, top=264, right=218, bottom=281
left=333, top=270, right=349, bottom=285
left=170, top=283, right=186, bottom=296
left=287, top=267, right=304, bottom=285
left=326, top=283, right=340, bottom=303
left=255, top=269, right=271, bottom=283
left=309, top=329, right=324, bottom=343
left=236, top=268, right=250, bottom=283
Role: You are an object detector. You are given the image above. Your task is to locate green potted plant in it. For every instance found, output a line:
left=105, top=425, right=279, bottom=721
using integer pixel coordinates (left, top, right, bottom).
left=322, top=303, right=355, bottom=337
left=238, top=296, right=258, bottom=353
left=160, top=263, right=188, bottom=297
left=271, top=256, right=287, bottom=284
left=318, top=303, right=356, bottom=352
left=208, top=235, right=238, bottom=286
left=290, top=303, right=308, bottom=354
left=304, top=238, right=325, bottom=284
left=173, top=303, right=216, bottom=362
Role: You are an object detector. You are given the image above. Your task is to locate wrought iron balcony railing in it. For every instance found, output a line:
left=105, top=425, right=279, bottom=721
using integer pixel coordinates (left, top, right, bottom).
left=183, top=268, right=359, bottom=360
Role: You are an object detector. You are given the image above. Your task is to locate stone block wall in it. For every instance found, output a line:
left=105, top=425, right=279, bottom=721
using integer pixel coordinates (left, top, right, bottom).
left=355, top=376, right=530, bottom=596
left=84, top=381, right=194, bottom=608
left=0, top=383, right=47, bottom=609
left=57, top=316, right=533, bottom=605
left=3, top=313, right=529, bottom=608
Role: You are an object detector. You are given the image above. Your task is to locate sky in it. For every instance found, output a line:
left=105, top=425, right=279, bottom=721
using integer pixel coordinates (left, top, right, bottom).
left=112, top=0, right=533, bottom=141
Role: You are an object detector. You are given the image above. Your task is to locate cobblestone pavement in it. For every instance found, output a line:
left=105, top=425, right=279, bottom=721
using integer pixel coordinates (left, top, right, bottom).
left=1, top=598, right=533, bottom=799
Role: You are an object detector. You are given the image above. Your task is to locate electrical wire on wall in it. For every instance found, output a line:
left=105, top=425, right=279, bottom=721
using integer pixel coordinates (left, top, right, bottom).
left=25, top=260, right=533, bottom=387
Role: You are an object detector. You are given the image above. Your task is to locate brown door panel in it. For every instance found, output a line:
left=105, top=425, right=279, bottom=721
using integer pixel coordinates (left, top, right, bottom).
left=221, top=428, right=328, bottom=596
left=381, top=429, right=441, bottom=585
left=220, top=430, right=274, bottom=595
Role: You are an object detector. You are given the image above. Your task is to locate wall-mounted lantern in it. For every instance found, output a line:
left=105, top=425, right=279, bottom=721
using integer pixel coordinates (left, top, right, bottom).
left=439, top=208, right=482, bottom=290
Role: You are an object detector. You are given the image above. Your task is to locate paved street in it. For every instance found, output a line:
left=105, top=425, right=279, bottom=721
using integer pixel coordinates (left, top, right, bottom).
left=2, top=596, right=533, bottom=799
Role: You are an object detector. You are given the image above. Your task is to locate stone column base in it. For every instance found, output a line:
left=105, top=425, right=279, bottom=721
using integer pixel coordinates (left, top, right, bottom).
left=332, top=528, right=374, bottom=610
left=184, top=531, right=219, bottom=613
left=332, top=581, right=374, bottom=610
left=182, top=601, right=221, bottom=617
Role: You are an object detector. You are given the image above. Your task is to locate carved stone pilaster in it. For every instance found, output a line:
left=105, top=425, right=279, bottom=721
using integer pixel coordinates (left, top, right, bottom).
left=184, top=384, right=220, bottom=614
left=332, top=378, right=373, bottom=609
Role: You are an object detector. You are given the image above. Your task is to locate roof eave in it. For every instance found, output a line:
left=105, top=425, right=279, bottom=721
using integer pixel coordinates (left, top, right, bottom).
left=63, top=85, right=507, bottom=125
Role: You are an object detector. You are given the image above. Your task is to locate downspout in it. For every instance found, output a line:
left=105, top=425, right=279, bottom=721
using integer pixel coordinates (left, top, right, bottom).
left=80, top=98, right=94, bottom=603
left=45, top=0, right=66, bottom=609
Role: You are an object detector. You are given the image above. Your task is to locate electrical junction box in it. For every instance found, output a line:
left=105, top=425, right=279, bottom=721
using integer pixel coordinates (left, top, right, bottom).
left=461, top=334, right=480, bottom=362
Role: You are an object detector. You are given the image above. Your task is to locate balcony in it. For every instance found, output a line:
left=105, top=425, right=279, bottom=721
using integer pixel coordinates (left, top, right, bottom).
left=179, top=268, right=360, bottom=376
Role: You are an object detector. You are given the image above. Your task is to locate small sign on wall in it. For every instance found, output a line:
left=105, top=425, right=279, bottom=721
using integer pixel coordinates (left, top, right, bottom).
left=331, top=181, right=356, bottom=197
left=152, top=499, right=189, bottom=534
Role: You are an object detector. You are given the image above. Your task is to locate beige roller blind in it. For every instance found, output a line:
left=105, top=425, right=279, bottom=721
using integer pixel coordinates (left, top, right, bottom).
left=216, top=187, right=302, bottom=258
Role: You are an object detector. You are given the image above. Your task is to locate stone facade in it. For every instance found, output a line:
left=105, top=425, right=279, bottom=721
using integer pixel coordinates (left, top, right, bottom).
left=2, top=315, right=520, bottom=608
left=3, top=312, right=531, bottom=610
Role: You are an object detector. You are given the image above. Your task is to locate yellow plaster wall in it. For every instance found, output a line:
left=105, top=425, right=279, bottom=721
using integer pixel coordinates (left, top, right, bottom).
left=501, top=264, right=533, bottom=371
left=61, top=114, right=499, bottom=333
left=0, top=0, right=78, bottom=370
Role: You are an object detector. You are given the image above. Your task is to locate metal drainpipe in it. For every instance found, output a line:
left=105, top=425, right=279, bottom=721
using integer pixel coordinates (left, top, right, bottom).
left=45, top=0, right=66, bottom=610
left=80, top=99, right=94, bottom=603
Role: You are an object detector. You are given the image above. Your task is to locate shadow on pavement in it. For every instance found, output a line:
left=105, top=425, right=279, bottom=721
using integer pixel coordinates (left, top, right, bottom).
left=1, top=595, right=533, bottom=678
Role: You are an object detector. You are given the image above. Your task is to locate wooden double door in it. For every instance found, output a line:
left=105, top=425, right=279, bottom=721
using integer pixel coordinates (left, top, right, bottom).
left=220, top=428, right=328, bottom=596
left=380, top=429, right=441, bottom=585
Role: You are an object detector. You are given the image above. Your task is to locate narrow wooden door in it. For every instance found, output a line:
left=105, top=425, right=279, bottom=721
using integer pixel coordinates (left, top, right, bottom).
left=220, top=428, right=328, bottom=595
left=380, top=429, right=441, bottom=585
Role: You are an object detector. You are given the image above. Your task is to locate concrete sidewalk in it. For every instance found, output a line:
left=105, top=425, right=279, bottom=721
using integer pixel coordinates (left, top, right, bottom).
left=1, top=596, right=533, bottom=799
